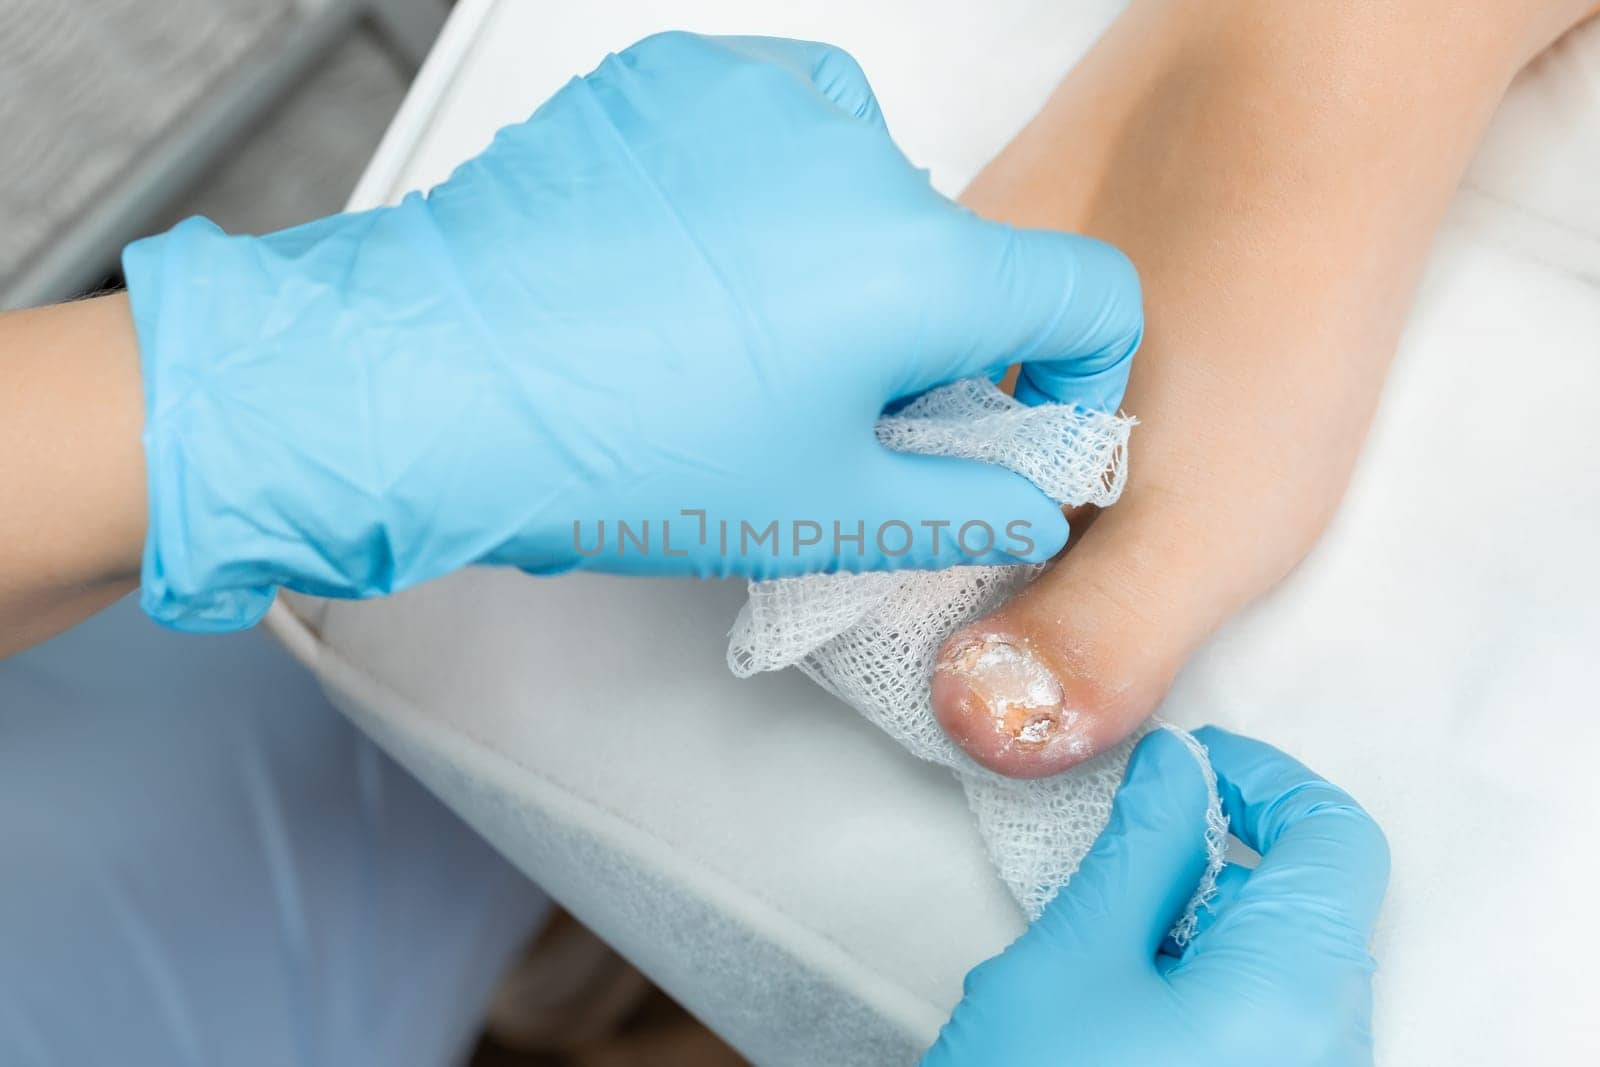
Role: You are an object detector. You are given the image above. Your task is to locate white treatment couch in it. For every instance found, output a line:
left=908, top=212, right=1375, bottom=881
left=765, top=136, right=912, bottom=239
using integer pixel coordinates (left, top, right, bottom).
left=267, top=2, right=1600, bottom=1063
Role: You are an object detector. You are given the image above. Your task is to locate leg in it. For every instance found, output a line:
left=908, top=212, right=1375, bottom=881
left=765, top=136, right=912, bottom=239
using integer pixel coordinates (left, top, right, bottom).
left=0, top=598, right=549, bottom=1064
left=932, top=0, right=1599, bottom=777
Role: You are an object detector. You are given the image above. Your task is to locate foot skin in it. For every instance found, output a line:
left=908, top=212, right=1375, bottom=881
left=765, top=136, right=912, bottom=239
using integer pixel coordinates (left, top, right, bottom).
left=933, top=0, right=1599, bottom=778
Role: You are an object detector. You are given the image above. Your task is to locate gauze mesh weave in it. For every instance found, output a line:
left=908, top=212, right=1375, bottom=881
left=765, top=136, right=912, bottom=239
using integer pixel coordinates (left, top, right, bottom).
left=728, top=378, right=1226, bottom=936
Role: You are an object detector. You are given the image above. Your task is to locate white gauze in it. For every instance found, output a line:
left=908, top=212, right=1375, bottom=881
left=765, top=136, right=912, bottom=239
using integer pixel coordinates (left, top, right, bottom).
left=728, top=377, right=1226, bottom=938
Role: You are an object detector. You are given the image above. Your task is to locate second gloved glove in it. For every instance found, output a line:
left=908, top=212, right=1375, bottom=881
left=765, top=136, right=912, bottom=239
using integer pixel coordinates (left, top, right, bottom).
left=924, top=726, right=1390, bottom=1067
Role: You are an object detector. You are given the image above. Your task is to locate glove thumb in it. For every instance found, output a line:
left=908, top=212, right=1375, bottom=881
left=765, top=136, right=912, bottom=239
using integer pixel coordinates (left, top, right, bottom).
left=838, top=450, right=1067, bottom=572
left=1029, top=729, right=1216, bottom=961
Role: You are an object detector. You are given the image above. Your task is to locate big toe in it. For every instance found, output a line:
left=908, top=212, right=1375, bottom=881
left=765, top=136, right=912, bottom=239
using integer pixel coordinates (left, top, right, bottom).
left=931, top=497, right=1218, bottom=778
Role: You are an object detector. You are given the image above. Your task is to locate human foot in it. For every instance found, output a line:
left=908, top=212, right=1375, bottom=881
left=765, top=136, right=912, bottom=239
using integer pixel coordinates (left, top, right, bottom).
left=932, top=0, right=1599, bottom=777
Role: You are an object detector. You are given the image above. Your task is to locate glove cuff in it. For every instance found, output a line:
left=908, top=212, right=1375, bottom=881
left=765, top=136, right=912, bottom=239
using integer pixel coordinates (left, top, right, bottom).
left=123, top=218, right=280, bottom=632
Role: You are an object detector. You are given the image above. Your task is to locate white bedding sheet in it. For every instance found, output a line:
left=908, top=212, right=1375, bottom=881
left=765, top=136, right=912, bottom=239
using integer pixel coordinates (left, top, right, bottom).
left=269, top=2, right=1600, bottom=1063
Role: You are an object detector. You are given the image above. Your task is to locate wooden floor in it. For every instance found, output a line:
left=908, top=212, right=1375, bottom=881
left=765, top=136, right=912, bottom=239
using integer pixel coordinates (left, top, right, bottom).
left=468, top=910, right=748, bottom=1067
left=470, top=989, right=747, bottom=1067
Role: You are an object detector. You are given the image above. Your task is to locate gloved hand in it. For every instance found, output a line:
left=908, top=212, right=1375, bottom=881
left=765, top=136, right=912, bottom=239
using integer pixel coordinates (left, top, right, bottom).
left=122, top=32, right=1142, bottom=633
left=924, top=726, right=1390, bottom=1067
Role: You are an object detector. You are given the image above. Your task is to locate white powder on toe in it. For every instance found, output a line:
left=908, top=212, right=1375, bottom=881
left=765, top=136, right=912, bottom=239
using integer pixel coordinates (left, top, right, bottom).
left=949, top=637, right=1064, bottom=714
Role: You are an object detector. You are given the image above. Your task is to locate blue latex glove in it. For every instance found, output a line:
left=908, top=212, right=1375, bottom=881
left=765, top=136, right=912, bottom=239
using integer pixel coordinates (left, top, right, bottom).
left=122, top=32, right=1142, bottom=633
left=924, top=726, right=1390, bottom=1067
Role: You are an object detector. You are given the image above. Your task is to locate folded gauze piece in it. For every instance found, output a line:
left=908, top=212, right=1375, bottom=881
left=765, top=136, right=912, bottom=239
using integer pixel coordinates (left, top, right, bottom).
left=728, top=377, right=1227, bottom=935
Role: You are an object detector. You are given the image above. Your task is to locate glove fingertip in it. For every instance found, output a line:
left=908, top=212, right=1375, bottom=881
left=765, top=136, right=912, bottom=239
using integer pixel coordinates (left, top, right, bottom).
left=1127, top=727, right=1206, bottom=780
